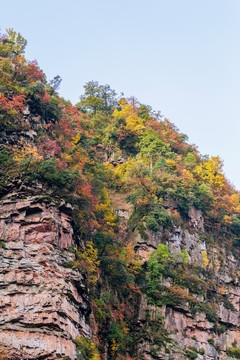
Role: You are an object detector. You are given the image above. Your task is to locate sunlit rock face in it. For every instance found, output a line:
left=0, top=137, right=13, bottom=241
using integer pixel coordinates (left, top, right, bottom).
left=0, top=186, right=90, bottom=359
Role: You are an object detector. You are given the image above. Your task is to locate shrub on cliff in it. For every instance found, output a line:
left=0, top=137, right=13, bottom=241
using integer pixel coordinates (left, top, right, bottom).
left=226, top=347, right=240, bottom=359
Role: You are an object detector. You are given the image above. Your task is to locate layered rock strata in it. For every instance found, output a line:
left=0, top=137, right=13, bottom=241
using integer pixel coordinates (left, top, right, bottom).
left=114, top=196, right=240, bottom=359
left=135, top=225, right=240, bottom=359
left=0, top=186, right=90, bottom=359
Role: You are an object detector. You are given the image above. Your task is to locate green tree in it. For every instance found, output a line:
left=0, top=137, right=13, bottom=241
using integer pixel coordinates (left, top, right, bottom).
left=0, top=28, right=27, bottom=59
left=78, top=81, right=119, bottom=114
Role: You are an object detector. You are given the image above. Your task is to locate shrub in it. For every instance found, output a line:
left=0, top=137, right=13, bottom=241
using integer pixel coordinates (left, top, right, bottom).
left=205, top=304, right=218, bottom=323
left=65, top=242, right=100, bottom=286
left=208, top=338, right=214, bottom=346
left=185, top=349, right=198, bottom=359
left=146, top=216, right=159, bottom=232
left=36, top=158, right=79, bottom=190
left=223, top=296, right=235, bottom=311
left=226, top=347, right=240, bottom=359
left=108, top=321, right=133, bottom=358
left=75, top=337, right=100, bottom=360
left=100, top=256, right=129, bottom=289
left=232, top=215, right=240, bottom=233
left=144, top=208, right=172, bottom=232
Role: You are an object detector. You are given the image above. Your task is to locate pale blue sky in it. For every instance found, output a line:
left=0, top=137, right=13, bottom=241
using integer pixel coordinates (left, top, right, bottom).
left=1, top=0, right=240, bottom=188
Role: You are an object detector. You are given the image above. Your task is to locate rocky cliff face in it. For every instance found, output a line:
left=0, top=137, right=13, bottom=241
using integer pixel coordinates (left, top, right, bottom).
left=1, top=184, right=240, bottom=360
left=0, top=184, right=90, bottom=359
left=132, top=210, right=240, bottom=359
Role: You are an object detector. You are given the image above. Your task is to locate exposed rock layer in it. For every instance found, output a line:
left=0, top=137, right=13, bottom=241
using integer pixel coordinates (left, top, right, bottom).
left=0, top=186, right=90, bottom=359
left=114, top=197, right=240, bottom=359
left=135, top=223, right=240, bottom=359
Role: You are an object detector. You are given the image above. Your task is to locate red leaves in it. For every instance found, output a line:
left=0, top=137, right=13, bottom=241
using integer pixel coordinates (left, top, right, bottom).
left=66, top=105, right=80, bottom=116
left=25, top=60, right=44, bottom=83
left=0, top=93, right=25, bottom=112
left=38, top=139, right=61, bottom=158
left=79, top=182, right=98, bottom=209
left=42, top=92, right=51, bottom=103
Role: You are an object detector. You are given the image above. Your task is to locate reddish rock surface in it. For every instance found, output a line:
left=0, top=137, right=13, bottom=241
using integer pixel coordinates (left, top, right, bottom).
left=0, top=188, right=90, bottom=359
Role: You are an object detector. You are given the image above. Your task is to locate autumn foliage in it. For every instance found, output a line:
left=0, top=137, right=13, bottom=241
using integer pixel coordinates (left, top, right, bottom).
left=1, top=28, right=240, bottom=359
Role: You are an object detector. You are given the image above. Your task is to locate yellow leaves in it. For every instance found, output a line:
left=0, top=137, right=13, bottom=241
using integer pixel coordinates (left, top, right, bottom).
left=230, top=194, right=240, bottom=214
left=219, top=286, right=226, bottom=295
left=75, top=242, right=100, bottom=285
left=182, top=169, right=194, bottom=179
left=73, top=132, right=81, bottom=144
left=194, top=156, right=225, bottom=190
left=5, top=28, right=27, bottom=57
left=75, top=337, right=100, bottom=360
left=136, top=196, right=151, bottom=207
left=0, top=57, right=13, bottom=79
left=109, top=159, right=135, bottom=183
left=125, top=113, right=145, bottom=132
left=121, top=243, right=143, bottom=275
left=202, top=250, right=209, bottom=268
left=97, top=188, right=117, bottom=232
left=13, top=144, right=43, bottom=163
left=118, top=98, right=128, bottom=107
left=224, top=215, right=232, bottom=225
left=113, top=102, right=145, bottom=133
left=113, top=102, right=134, bottom=119
left=111, top=338, right=119, bottom=353
left=165, top=159, right=176, bottom=170
left=61, top=152, right=72, bottom=163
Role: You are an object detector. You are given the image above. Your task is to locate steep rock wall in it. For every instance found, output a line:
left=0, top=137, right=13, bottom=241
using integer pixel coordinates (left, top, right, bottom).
left=0, top=185, right=90, bottom=359
left=112, top=195, right=240, bottom=360
left=135, top=224, right=240, bottom=359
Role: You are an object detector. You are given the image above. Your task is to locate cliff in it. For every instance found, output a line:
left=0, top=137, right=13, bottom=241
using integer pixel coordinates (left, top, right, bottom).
left=110, top=196, right=240, bottom=360
left=0, top=185, right=90, bottom=359
left=1, top=29, right=240, bottom=360
left=2, top=185, right=240, bottom=359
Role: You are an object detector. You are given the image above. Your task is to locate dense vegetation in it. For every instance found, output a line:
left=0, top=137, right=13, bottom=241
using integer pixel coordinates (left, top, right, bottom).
left=1, top=29, right=240, bottom=359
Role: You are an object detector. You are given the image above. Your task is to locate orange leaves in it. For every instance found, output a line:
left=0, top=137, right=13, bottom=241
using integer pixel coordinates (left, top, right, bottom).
left=0, top=93, right=25, bottom=113
left=181, top=169, right=196, bottom=188
left=66, top=105, right=81, bottom=116
left=80, top=183, right=96, bottom=205
left=25, top=60, right=45, bottom=83
left=50, top=104, right=116, bottom=235
left=127, top=283, right=141, bottom=295
left=42, top=92, right=51, bottom=103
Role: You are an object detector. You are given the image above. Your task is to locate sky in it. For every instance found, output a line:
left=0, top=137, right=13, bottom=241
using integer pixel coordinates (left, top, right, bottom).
left=1, top=0, right=240, bottom=188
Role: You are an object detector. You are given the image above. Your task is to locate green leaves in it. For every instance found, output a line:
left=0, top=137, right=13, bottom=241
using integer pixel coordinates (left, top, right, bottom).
left=0, top=29, right=27, bottom=59
left=144, top=208, right=172, bottom=232
left=78, top=81, right=118, bottom=114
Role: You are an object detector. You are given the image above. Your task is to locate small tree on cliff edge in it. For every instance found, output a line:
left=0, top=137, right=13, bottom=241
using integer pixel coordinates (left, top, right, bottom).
left=77, top=81, right=120, bottom=114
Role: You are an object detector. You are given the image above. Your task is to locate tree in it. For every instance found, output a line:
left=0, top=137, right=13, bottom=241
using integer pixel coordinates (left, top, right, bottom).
left=194, top=156, right=225, bottom=190
left=0, top=28, right=27, bottom=59
left=49, top=75, right=62, bottom=94
left=78, top=81, right=119, bottom=114
left=139, top=129, right=164, bottom=170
